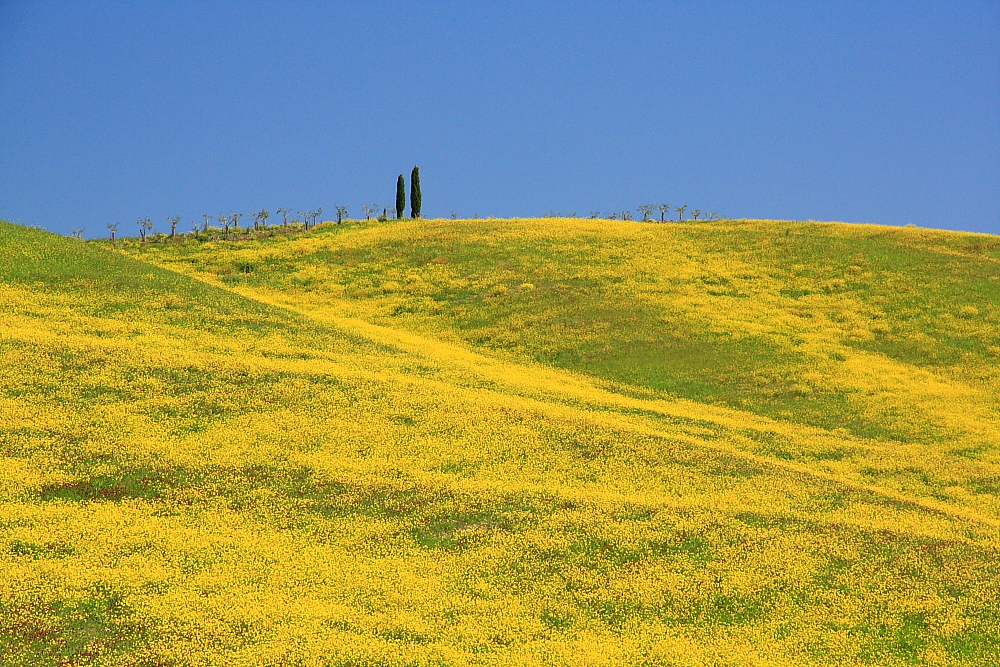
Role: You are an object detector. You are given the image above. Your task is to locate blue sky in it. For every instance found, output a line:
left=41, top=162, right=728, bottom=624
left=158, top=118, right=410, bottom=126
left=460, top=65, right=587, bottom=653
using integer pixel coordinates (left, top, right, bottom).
left=1, top=1, right=997, bottom=237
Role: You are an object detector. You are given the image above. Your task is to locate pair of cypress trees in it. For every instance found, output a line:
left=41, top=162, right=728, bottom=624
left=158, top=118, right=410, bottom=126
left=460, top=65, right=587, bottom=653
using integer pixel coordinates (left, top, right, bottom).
left=396, top=167, right=421, bottom=219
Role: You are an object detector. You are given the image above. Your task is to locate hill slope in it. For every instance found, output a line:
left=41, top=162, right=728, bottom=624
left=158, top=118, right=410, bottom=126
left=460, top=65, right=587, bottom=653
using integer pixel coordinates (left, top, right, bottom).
left=1, top=218, right=999, bottom=666
left=133, top=217, right=1000, bottom=444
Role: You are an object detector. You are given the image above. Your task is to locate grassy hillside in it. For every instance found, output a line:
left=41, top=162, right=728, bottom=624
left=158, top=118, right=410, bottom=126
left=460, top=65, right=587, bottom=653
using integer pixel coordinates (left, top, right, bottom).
left=2, top=218, right=999, bottom=666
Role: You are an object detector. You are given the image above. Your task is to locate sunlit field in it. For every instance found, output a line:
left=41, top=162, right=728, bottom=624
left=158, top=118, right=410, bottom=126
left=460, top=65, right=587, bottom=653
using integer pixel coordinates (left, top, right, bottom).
left=2, top=217, right=999, bottom=666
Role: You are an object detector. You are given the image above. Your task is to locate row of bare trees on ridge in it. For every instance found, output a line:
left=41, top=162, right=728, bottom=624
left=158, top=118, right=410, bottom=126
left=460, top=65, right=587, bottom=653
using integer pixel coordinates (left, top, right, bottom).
left=87, top=202, right=409, bottom=243
left=91, top=206, right=349, bottom=243
left=590, top=204, right=718, bottom=222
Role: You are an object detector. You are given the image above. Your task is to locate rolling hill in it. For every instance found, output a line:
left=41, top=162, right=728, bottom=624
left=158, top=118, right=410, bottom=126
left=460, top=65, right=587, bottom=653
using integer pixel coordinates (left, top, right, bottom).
left=2, top=217, right=999, bottom=666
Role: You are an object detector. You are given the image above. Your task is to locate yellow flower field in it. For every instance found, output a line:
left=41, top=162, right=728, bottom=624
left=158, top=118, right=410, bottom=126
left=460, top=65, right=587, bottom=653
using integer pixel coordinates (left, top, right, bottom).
left=1, top=217, right=998, bottom=665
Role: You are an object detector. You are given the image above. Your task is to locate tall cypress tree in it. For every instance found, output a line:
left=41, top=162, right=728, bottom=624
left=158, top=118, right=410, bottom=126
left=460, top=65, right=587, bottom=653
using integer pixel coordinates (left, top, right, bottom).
left=395, top=175, right=406, bottom=219
left=410, top=166, right=421, bottom=219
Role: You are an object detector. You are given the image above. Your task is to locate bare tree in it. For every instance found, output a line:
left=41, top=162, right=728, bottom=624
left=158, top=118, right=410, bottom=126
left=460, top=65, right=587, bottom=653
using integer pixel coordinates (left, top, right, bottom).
left=692, top=209, right=701, bottom=221
left=138, top=217, right=153, bottom=242
left=622, top=210, right=634, bottom=221
left=230, top=212, right=243, bottom=235
left=253, top=209, right=269, bottom=231
left=310, top=208, right=322, bottom=228
left=276, top=206, right=290, bottom=227
left=71, top=228, right=84, bottom=240
left=220, top=214, right=230, bottom=237
left=589, top=211, right=601, bottom=219
left=167, top=216, right=182, bottom=238
left=361, top=204, right=374, bottom=220
left=202, top=213, right=212, bottom=232
left=191, top=220, right=200, bottom=234
left=297, top=210, right=309, bottom=230
left=334, top=205, right=348, bottom=224
left=658, top=203, right=670, bottom=222
left=107, top=221, right=120, bottom=243
left=675, top=204, right=687, bottom=222
left=706, top=211, right=717, bottom=221
left=638, top=205, right=655, bottom=221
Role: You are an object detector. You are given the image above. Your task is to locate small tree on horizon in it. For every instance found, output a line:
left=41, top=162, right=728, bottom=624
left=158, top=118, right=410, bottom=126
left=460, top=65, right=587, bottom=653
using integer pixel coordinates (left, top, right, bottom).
left=138, top=217, right=152, bottom=242
left=396, top=175, right=406, bottom=219
left=410, top=166, right=421, bottom=219
left=277, top=206, right=290, bottom=227
left=167, top=216, right=181, bottom=238
left=202, top=213, right=212, bottom=232
left=253, top=209, right=269, bottom=231
left=107, top=221, right=120, bottom=243
left=335, top=205, right=348, bottom=224
left=676, top=204, right=687, bottom=222
left=658, top=203, right=670, bottom=222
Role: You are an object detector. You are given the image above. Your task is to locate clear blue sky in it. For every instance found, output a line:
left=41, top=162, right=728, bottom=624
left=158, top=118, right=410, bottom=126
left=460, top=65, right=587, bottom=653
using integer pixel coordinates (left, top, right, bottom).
left=1, top=1, right=998, bottom=237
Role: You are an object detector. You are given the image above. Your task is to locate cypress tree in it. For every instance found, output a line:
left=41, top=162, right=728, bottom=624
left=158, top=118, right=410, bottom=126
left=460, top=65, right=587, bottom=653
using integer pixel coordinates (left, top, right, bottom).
left=396, top=175, right=406, bottom=219
left=410, top=166, right=421, bottom=219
